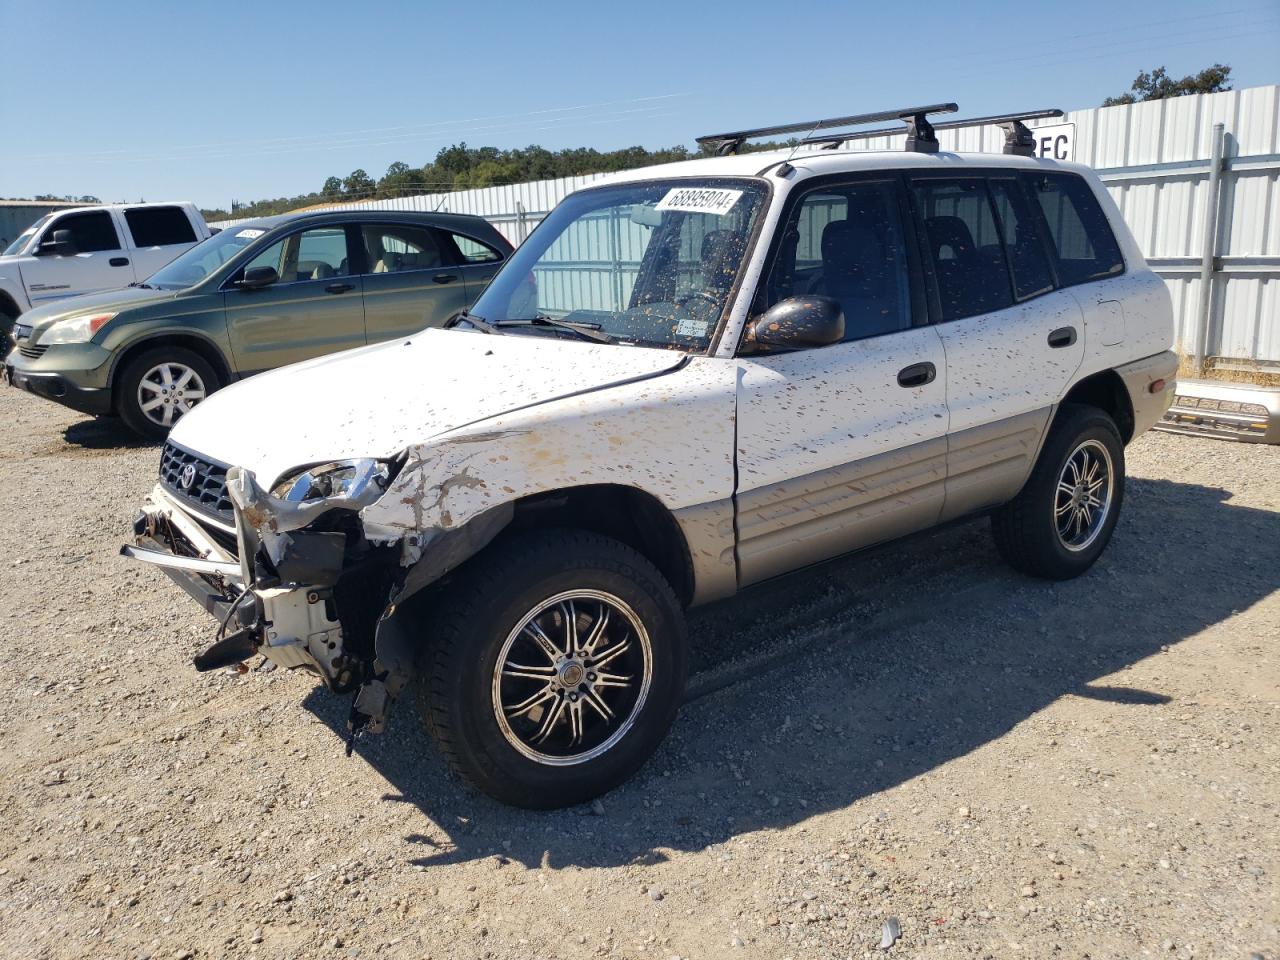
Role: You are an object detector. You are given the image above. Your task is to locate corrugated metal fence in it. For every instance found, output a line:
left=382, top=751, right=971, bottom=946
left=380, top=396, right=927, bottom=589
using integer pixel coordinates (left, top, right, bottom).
left=214, top=85, right=1280, bottom=372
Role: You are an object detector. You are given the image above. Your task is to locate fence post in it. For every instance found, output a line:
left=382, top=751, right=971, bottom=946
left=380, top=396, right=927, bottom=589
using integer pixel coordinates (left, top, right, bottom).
left=1194, top=122, right=1225, bottom=377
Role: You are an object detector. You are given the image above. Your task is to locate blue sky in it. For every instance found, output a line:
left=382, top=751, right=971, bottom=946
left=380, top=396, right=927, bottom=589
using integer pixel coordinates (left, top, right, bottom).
left=2, top=0, right=1277, bottom=209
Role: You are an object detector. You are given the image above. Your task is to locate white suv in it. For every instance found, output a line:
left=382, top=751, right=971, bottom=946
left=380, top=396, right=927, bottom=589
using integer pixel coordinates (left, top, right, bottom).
left=124, top=105, right=1177, bottom=808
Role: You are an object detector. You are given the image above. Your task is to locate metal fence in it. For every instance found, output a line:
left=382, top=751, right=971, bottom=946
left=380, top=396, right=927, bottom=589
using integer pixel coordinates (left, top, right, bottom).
left=213, top=85, right=1280, bottom=374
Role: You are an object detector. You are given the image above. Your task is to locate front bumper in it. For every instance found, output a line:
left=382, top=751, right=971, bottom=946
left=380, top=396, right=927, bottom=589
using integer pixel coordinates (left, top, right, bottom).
left=4, top=340, right=115, bottom=415
left=4, top=362, right=114, bottom=415
left=124, top=483, right=355, bottom=683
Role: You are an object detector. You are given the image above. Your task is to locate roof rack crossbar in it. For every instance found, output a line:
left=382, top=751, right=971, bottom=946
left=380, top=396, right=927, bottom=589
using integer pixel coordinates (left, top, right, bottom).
left=802, top=109, right=1066, bottom=156
left=697, top=103, right=958, bottom=156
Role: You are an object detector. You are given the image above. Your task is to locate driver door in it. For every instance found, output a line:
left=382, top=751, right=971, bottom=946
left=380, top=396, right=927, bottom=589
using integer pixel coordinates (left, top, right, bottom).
left=733, top=177, right=949, bottom=586
left=20, top=209, right=136, bottom=305
left=223, top=225, right=366, bottom=375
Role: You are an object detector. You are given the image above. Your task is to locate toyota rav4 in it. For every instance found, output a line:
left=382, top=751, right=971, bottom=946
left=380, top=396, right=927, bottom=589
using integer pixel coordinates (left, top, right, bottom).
left=123, top=104, right=1177, bottom=808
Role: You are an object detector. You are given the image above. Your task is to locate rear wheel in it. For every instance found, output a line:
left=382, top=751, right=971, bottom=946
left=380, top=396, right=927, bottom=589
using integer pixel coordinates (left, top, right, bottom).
left=991, top=404, right=1125, bottom=580
left=117, top=347, right=220, bottom=439
left=418, top=529, right=687, bottom=808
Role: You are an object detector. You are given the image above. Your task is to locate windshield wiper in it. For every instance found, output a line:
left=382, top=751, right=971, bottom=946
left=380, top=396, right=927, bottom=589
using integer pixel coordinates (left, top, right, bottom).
left=447, top=310, right=503, bottom=335
left=495, top=315, right=616, bottom=345
left=128, top=282, right=155, bottom=289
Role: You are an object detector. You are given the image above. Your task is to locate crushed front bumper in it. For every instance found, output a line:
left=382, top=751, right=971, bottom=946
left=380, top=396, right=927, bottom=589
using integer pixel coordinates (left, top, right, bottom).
left=123, top=479, right=398, bottom=730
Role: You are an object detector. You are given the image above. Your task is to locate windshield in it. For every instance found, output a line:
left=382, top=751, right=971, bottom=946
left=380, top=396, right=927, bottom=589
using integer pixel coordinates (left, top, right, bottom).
left=470, top=177, right=768, bottom=351
left=3, top=215, right=51, bottom=256
left=145, top=223, right=271, bottom=289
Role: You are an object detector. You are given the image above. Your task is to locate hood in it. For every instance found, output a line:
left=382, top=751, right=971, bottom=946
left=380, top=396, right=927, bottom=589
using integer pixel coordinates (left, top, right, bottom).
left=23, top=286, right=183, bottom=335
left=168, top=328, right=687, bottom=486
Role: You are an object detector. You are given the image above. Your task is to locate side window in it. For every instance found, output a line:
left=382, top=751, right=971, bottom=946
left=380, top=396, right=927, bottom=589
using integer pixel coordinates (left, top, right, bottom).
left=44, top=211, right=120, bottom=253
left=241, top=227, right=350, bottom=283
left=766, top=180, right=913, bottom=341
left=988, top=179, right=1055, bottom=300
left=361, top=224, right=442, bottom=274
left=1024, top=173, right=1124, bottom=286
left=452, top=233, right=503, bottom=263
left=295, top=228, right=350, bottom=280
left=124, top=206, right=197, bottom=247
left=242, top=237, right=287, bottom=278
left=911, top=179, right=1013, bottom=321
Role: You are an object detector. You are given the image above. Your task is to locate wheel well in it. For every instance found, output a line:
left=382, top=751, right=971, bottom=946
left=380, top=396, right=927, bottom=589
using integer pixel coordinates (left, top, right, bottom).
left=0, top=291, right=19, bottom=342
left=110, top=335, right=232, bottom=410
left=0, top=290, right=20, bottom=320
left=506, top=485, right=696, bottom=606
left=1060, top=370, right=1135, bottom=443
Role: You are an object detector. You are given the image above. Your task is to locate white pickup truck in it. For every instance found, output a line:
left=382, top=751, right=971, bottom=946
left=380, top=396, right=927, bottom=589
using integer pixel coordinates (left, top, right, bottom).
left=0, top=201, right=211, bottom=337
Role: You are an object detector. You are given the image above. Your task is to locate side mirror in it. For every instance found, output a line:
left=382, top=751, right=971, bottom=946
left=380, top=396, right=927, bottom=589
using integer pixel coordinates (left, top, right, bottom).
left=745, top=296, right=844, bottom=351
left=238, top=265, right=279, bottom=290
left=37, top=229, right=75, bottom=256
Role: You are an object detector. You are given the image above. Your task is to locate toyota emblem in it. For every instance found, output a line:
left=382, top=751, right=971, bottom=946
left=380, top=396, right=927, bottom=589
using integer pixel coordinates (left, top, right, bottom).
left=180, top=463, right=197, bottom=490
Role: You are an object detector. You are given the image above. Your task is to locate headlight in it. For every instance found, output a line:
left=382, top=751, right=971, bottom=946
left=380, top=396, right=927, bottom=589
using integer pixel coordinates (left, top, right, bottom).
left=271, top=458, right=392, bottom=503
left=38, top=312, right=117, bottom=345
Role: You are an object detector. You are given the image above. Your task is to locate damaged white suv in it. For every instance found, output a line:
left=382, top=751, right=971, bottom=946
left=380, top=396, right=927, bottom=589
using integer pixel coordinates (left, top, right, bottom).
left=124, top=104, right=1177, bottom=808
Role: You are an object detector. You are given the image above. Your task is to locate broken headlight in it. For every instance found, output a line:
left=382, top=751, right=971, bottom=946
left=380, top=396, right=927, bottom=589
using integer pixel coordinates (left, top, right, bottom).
left=271, top=459, right=392, bottom=504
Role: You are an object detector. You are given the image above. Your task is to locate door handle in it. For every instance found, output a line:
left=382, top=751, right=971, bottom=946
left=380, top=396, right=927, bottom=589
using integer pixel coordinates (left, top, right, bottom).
left=897, top=361, right=936, bottom=388
left=325, top=282, right=354, bottom=294
left=1048, top=326, right=1077, bottom=348
left=109, top=257, right=130, bottom=267
left=432, top=273, right=459, bottom=284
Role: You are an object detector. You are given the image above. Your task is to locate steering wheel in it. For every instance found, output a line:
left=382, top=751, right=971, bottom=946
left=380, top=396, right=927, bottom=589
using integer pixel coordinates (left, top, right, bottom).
left=676, top=290, right=721, bottom=310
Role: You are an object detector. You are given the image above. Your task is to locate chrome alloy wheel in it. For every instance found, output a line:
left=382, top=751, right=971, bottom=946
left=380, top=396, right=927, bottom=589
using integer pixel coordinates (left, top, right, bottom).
left=1054, top=439, right=1114, bottom=552
left=137, top=362, right=207, bottom=428
left=492, top=589, right=653, bottom=766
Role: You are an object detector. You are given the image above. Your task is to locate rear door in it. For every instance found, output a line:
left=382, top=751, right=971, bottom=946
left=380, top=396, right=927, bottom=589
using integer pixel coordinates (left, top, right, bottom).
left=907, top=174, right=1084, bottom=522
left=358, top=221, right=468, bottom=342
left=19, top=209, right=135, bottom=304
left=222, top=224, right=365, bottom=375
left=122, top=205, right=202, bottom=278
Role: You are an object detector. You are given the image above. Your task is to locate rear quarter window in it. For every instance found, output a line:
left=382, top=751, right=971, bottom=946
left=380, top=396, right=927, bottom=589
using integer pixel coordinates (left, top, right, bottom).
left=125, top=206, right=198, bottom=247
left=1023, top=173, right=1124, bottom=287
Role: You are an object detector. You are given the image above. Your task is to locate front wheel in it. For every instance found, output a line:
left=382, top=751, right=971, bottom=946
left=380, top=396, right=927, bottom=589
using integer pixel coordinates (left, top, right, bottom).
left=991, top=404, right=1125, bottom=580
left=116, top=346, right=220, bottom=439
left=418, top=529, right=687, bottom=808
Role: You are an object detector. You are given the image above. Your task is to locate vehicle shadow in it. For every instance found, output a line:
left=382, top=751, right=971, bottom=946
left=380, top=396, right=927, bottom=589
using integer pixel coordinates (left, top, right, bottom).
left=61, top=417, right=158, bottom=450
left=301, top=475, right=1280, bottom=870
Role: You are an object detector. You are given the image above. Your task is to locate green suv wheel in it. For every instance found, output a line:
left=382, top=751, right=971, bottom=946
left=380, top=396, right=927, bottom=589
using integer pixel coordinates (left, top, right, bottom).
left=116, top=346, right=220, bottom=439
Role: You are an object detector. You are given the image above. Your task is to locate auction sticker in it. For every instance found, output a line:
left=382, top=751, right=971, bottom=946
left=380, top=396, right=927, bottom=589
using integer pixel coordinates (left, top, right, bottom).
left=236, top=228, right=266, bottom=239
left=655, top=187, right=743, bottom=216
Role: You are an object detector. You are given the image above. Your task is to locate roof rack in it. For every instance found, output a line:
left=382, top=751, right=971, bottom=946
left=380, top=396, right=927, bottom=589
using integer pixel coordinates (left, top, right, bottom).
left=801, top=109, right=1065, bottom=156
left=696, top=103, right=959, bottom=156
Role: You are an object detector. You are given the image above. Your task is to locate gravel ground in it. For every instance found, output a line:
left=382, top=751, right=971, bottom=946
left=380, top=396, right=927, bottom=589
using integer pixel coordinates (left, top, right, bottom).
left=1, top=385, right=1277, bottom=960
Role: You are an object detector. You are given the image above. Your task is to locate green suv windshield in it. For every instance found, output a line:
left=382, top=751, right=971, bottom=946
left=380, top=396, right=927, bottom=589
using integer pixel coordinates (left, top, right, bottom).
left=469, top=178, right=768, bottom=351
left=145, top=224, right=270, bottom=289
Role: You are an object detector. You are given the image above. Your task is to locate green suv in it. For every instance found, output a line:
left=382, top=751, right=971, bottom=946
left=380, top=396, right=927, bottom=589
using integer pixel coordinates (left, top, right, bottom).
left=3, top=209, right=512, bottom=438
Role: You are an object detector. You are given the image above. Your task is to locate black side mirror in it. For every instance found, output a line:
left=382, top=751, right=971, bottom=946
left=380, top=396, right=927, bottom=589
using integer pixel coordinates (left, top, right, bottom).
left=238, top=265, right=279, bottom=290
left=37, top=229, right=75, bottom=256
left=745, top=296, right=844, bottom=352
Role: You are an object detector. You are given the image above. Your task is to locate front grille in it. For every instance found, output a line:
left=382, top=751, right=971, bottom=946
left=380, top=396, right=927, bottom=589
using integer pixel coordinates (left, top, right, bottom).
left=17, top=343, right=47, bottom=360
left=160, top=441, right=234, bottom=522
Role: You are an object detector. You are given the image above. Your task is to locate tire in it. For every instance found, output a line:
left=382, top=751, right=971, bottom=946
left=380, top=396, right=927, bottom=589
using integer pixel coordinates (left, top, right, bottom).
left=116, top=346, right=220, bottom=440
left=991, top=403, right=1125, bottom=580
left=417, top=529, right=687, bottom=809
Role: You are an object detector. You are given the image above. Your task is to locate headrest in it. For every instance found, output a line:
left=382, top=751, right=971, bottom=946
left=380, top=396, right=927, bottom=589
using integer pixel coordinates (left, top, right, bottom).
left=925, top=216, right=976, bottom=258
left=821, top=220, right=884, bottom=276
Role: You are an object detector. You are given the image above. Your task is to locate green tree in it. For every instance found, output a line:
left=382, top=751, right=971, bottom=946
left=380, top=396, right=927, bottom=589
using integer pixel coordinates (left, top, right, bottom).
left=1103, top=64, right=1232, bottom=106
left=342, top=169, right=375, bottom=197
left=321, top=176, right=343, bottom=200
